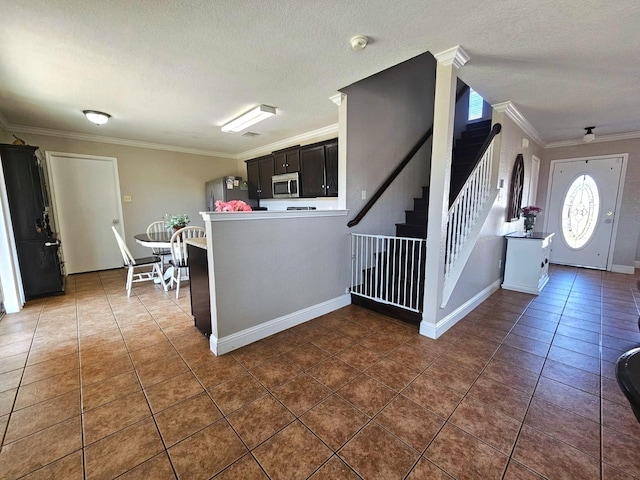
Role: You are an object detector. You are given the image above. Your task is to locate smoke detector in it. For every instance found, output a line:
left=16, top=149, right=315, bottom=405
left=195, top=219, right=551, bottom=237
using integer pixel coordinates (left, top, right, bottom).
left=350, top=35, right=369, bottom=51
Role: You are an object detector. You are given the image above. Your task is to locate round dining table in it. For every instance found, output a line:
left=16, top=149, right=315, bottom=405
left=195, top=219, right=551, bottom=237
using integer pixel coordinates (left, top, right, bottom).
left=134, top=232, right=174, bottom=283
left=134, top=231, right=173, bottom=249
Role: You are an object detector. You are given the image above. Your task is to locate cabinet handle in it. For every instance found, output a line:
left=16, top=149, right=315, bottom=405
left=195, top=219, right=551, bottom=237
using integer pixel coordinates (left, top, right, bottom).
left=545, top=258, right=548, bottom=264
left=541, top=261, right=544, bottom=268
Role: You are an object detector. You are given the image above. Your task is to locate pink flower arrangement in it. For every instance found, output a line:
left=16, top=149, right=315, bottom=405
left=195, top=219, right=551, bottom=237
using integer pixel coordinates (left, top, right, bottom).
left=520, top=205, right=542, bottom=216
left=214, top=200, right=252, bottom=212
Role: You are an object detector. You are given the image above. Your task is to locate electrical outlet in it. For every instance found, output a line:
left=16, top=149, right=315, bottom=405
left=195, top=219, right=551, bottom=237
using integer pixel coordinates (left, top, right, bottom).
left=361, top=190, right=367, bottom=200
left=123, top=195, right=132, bottom=202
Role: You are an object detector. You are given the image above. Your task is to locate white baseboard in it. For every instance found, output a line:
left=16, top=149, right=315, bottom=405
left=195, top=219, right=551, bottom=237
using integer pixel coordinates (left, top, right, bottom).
left=210, top=294, right=351, bottom=355
left=634, top=260, right=640, bottom=269
left=611, top=264, right=636, bottom=274
left=420, top=279, right=501, bottom=339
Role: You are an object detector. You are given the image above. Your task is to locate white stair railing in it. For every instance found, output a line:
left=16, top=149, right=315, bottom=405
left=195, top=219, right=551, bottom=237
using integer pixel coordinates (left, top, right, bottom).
left=442, top=124, right=501, bottom=306
left=350, top=234, right=426, bottom=313
left=445, top=142, right=494, bottom=279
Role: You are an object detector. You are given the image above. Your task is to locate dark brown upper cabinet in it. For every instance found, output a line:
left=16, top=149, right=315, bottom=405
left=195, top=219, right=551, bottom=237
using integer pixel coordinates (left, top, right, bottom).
left=299, top=139, right=338, bottom=198
left=246, top=155, right=275, bottom=199
left=246, top=138, right=338, bottom=199
left=273, top=146, right=300, bottom=174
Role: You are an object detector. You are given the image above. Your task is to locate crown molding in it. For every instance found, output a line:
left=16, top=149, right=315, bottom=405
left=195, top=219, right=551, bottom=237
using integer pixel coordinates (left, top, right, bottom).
left=4, top=122, right=236, bottom=159
left=1, top=114, right=338, bottom=160
left=434, top=46, right=470, bottom=69
left=492, top=101, right=544, bottom=147
left=545, top=130, right=640, bottom=149
left=329, top=93, right=345, bottom=106
left=237, top=123, right=339, bottom=161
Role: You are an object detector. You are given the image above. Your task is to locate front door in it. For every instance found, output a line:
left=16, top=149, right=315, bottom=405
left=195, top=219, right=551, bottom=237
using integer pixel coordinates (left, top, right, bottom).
left=545, top=155, right=625, bottom=269
left=46, top=153, right=125, bottom=274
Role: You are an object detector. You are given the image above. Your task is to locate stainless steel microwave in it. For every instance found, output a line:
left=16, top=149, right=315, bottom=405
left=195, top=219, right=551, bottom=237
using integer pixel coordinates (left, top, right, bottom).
left=272, top=172, right=300, bottom=198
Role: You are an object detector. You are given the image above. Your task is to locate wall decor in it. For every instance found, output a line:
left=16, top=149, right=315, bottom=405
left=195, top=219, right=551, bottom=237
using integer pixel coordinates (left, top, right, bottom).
left=507, top=154, right=524, bottom=221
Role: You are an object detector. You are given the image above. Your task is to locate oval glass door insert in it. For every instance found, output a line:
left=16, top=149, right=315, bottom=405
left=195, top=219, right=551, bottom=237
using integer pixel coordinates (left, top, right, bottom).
left=562, top=174, right=600, bottom=249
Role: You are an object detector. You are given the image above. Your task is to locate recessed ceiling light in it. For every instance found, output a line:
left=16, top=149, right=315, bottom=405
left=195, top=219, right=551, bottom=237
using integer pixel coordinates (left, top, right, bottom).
left=83, top=110, right=111, bottom=125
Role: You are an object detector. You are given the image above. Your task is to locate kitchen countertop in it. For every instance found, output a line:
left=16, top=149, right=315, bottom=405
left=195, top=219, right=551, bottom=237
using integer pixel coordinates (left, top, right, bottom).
left=200, top=209, right=348, bottom=222
left=185, top=237, right=207, bottom=249
left=505, top=232, right=554, bottom=240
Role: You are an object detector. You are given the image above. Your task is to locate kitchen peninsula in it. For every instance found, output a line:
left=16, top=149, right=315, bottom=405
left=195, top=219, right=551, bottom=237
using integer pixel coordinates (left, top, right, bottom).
left=197, top=209, right=350, bottom=355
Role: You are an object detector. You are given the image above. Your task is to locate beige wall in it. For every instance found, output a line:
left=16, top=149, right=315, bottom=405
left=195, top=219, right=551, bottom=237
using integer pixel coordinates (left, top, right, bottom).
left=1, top=130, right=242, bottom=258
left=540, top=138, right=640, bottom=267
left=0, top=127, right=13, bottom=143
left=440, top=112, right=545, bottom=318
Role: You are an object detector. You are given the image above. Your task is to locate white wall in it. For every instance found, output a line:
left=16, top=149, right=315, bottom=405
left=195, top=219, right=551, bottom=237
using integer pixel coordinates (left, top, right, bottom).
left=2, top=132, right=242, bottom=258
left=0, top=126, right=25, bottom=311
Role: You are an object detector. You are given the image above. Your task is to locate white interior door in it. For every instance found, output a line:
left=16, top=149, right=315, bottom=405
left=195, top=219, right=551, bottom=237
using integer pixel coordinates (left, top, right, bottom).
left=545, top=156, right=624, bottom=269
left=47, top=153, right=124, bottom=274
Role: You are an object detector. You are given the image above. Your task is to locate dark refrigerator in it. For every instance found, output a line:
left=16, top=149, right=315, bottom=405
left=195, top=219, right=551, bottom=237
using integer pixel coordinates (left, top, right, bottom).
left=1, top=144, right=64, bottom=300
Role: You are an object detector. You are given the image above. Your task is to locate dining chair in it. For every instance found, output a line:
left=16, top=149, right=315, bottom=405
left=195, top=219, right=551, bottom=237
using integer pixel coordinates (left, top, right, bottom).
left=169, top=226, right=206, bottom=299
left=111, top=226, right=167, bottom=297
left=146, top=220, right=171, bottom=266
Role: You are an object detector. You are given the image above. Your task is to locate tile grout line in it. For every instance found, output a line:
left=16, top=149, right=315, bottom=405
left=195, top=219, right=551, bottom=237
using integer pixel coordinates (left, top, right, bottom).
left=200, top=314, right=430, bottom=478
left=0, top=298, right=45, bottom=450
left=107, top=270, right=181, bottom=479
left=445, top=291, right=542, bottom=480
left=2, top=267, right=638, bottom=479
left=498, top=268, right=576, bottom=480
left=70, top=277, right=90, bottom=480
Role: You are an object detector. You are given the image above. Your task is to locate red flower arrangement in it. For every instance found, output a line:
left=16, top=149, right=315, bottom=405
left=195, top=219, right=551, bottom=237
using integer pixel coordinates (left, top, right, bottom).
left=214, top=200, right=252, bottom=212
left=520, top=205, right=542, bottom=216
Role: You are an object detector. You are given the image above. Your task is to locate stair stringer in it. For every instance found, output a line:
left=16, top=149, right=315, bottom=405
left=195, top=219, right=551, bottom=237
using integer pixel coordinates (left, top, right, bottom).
left=441, top=188, right=499, bottom=308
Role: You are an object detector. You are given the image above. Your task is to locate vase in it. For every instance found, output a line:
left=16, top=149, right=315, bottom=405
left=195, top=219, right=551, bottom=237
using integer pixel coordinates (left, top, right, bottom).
left=523, top=214, right=536, bottom=233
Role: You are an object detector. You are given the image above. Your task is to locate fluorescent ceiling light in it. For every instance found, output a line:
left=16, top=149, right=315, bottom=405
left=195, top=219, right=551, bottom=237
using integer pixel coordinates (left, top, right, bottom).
left=221, top=105, right=276, bottom=133
left=83, top=110, right=111, bottom=125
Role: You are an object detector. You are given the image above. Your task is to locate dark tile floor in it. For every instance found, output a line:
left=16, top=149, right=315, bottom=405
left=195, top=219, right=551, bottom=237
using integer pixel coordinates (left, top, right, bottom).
left=0, top=264, right=639, bottom=479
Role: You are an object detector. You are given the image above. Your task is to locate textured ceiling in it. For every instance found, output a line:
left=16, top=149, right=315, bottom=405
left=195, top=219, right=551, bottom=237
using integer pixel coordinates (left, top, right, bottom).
left=1, top=0, right=639, bottom=156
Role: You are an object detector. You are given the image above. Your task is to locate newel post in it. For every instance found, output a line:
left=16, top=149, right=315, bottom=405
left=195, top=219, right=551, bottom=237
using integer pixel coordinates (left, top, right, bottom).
left=420, top=46, right=469, bottom=338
